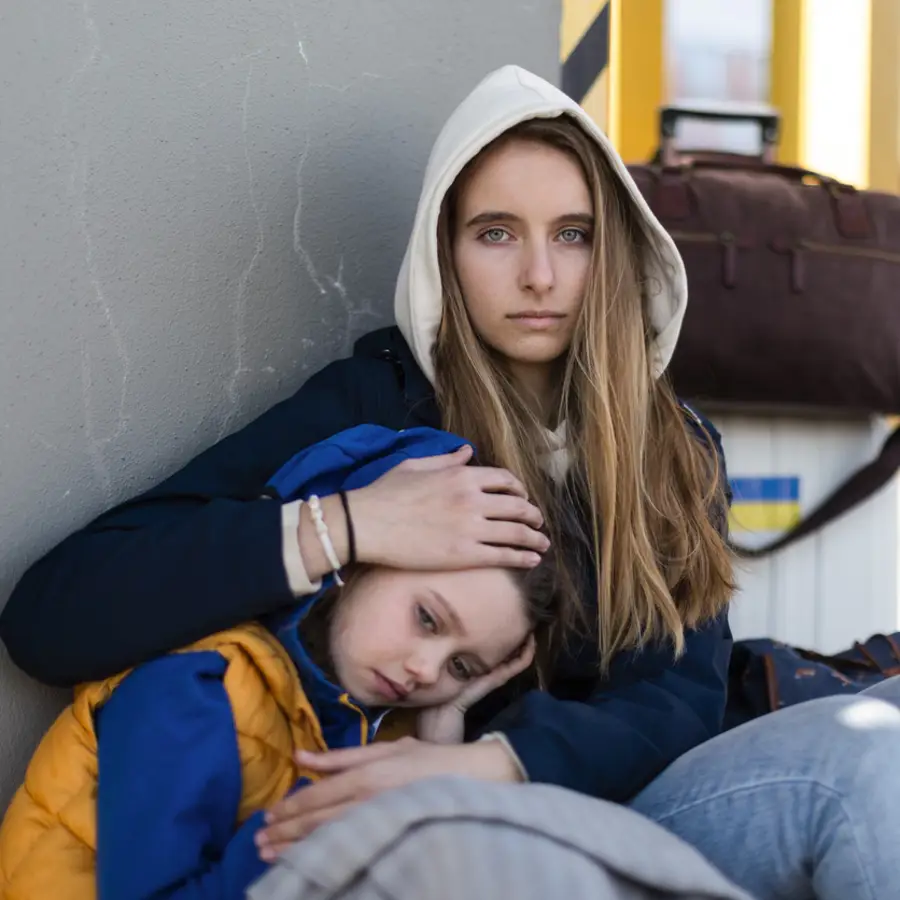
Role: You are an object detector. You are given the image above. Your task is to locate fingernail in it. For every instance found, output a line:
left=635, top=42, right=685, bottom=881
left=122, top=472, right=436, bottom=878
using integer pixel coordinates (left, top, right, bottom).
left=527, top=553, right=541, bottom=566
left=260, top=847, right=276, bottom=862
left=264, top=812, right=273, bottom=824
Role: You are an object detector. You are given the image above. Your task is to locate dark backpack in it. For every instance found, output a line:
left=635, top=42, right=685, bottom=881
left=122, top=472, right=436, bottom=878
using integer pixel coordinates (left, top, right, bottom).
left=725, top=632, right=900, bottom=730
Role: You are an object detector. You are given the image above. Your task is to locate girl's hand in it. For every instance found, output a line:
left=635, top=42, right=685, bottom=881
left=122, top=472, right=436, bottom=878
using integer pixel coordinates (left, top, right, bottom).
left=348, top=445, right=549, bottom=570
left=255, top=738, right=522, bottom=859
left=417, top=636, right=537, bottom=744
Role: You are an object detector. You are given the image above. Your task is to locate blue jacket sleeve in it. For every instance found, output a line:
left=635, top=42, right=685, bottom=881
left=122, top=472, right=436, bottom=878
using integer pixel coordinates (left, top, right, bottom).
left=494, top=612, right=732, bottom=803
left=0, top=358, right=366, bottom=686
left=96, top=651, right=270, bottom=900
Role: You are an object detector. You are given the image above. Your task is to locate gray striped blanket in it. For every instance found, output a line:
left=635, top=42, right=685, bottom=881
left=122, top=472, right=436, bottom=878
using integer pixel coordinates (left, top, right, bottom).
left=248, top=776, right=750, bottom=900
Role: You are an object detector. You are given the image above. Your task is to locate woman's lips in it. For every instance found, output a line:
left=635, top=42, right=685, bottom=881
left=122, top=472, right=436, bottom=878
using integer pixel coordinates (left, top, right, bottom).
left=508, top=312, right=566, bottom=329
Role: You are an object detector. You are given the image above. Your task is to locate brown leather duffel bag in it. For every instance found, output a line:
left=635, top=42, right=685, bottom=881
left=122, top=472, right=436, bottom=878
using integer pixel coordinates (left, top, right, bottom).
left=628, top=105, right=900, bottom=556
left=628, top=105, right=900, bottom=418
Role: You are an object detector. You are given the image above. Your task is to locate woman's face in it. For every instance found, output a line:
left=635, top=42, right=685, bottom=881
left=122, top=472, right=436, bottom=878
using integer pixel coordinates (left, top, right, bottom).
left=452, top=138, right=593, bottom=379
left=329, top=566, right=530, bottom=708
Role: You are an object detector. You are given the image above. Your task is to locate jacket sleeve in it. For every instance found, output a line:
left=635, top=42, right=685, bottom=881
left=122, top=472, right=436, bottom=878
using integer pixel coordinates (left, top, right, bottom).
left=0, top=359, right=363, bottom=687
left=490, top=612, right=732, bottom=803
left=493, top=409, right=734, bottom=803
left=96, top=651, right=270, bottom=900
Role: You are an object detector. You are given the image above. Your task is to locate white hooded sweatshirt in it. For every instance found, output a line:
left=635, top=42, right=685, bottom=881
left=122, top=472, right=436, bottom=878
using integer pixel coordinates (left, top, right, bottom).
left=393, top=64, right=689, bottom=388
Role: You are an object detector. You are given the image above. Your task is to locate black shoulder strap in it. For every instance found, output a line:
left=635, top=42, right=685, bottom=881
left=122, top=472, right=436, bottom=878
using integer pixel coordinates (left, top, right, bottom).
left=730, top=425, right=900, bottom=559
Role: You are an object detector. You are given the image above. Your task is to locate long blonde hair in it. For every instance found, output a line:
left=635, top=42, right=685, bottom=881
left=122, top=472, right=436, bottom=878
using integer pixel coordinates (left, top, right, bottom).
left=433, top=116, right=734, bottom=670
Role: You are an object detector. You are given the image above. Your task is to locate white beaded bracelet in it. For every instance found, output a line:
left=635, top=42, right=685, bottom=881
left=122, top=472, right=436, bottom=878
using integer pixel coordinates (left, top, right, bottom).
left=307, top=495, right=345, bottom=586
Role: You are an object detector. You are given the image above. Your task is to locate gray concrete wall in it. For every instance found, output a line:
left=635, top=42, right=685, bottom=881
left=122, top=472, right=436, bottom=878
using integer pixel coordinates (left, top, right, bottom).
left=0, top=1, right=560, bottom=806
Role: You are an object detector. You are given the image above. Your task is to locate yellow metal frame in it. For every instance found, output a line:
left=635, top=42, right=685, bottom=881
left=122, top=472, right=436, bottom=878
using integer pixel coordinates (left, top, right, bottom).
left=607, top=0, right=663, bottom=160
left=771, top=0, right=877, bottom=187
left=770, top=0, right=806, bottom=165
left=568, top=1, right=898, bottom=189
left=868, top=0, right=900, bottom=192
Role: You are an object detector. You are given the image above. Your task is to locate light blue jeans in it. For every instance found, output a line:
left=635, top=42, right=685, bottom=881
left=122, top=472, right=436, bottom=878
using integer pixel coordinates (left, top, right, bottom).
left=631, top=675, right=900, bottom=900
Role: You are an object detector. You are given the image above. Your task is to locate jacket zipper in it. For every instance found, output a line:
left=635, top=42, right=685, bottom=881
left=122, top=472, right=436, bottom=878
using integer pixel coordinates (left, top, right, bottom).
left=339, top=692, right=371, bottom=746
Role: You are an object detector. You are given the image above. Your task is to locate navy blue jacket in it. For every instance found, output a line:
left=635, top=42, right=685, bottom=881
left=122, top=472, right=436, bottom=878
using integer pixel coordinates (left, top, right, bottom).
left=0, top=326, right=733, bottom=803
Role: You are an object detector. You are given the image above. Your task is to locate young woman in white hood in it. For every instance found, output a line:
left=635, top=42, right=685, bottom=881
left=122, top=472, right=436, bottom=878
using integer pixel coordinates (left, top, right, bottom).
left=3, top=67, right=898, bottom=899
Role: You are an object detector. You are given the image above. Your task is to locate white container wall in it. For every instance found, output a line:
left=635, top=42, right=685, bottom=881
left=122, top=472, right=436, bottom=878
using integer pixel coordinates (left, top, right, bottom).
left=712, top=415, right=900, bottom=652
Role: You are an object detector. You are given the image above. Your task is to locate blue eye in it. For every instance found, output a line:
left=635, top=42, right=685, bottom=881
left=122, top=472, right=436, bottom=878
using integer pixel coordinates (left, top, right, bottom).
left=558, top=227, right=588, bottom=244
left=480, top=227, right=511, bottom=244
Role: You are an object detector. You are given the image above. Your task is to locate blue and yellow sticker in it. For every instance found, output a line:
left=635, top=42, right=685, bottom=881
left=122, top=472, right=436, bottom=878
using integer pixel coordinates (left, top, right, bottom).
left=729, top=476, right=801, bottom=533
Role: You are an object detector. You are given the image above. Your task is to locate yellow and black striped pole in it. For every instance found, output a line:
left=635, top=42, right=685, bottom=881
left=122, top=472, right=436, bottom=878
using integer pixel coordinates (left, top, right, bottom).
left=561, top=0, right=611, bottom=129
left=561, top=0, right=664, bottom=161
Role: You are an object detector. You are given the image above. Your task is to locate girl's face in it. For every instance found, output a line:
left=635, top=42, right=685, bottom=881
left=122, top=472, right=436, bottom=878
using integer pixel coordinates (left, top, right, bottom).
left=452, top=138, right=593, bottom=382
left=329, top=566, right=530, bottom=708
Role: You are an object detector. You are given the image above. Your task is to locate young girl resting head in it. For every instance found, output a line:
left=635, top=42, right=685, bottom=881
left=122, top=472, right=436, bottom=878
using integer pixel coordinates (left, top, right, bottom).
left=0, top=425, right=557, bottom=900
left=299, top=560, right=555, bottom=746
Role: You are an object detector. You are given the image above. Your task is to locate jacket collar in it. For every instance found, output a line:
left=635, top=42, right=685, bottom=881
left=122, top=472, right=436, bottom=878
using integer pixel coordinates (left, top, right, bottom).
left=266, top=601, right=384, bottom=748
left=353, top=326, right=440, bottom=428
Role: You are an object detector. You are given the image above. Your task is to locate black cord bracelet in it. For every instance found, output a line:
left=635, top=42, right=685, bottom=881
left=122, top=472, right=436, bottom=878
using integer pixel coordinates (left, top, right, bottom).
left=338, top=490, right=357, bottom=566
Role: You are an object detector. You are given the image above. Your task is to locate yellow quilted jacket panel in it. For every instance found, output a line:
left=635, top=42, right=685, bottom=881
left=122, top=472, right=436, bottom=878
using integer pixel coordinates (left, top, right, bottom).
left=0, top=624, right=325, bottom=900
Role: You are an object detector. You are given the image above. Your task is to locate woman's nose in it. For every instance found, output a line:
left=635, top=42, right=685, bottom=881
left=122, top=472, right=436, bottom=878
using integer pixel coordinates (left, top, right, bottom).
left=521, top=242, right=555, bottom=293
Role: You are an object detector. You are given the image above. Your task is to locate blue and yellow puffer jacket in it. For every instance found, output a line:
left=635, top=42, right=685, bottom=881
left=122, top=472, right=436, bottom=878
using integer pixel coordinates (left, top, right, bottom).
left=0, top=425, right=467, bottom=900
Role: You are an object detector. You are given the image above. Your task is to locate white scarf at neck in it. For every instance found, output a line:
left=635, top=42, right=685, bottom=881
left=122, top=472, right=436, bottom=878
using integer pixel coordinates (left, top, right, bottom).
left=544, top=421, right=570, bottom=484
